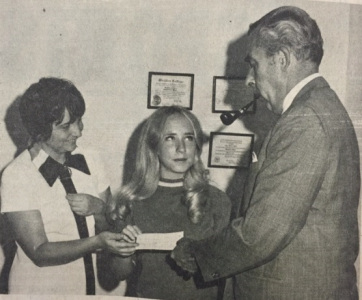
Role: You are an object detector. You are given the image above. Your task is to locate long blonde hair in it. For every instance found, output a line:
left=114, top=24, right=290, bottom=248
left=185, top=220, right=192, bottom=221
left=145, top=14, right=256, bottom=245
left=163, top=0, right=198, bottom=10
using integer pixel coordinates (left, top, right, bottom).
left=107, top=106, right=209, bottom=225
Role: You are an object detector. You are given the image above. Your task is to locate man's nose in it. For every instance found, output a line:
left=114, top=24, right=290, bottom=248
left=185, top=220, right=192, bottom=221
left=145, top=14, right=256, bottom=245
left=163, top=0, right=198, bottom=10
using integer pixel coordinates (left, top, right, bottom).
left=245, top=68, right=255, bottom=88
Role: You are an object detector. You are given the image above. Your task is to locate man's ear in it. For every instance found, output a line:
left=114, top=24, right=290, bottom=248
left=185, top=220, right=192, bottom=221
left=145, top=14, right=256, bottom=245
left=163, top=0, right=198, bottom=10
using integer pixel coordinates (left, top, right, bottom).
left=277, top=47, right=291, bottom=71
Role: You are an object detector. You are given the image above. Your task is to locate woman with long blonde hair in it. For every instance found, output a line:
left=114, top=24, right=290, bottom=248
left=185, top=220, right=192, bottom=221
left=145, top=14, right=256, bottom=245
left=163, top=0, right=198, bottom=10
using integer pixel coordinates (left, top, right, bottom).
left=106, top=106, right=231, bottom=299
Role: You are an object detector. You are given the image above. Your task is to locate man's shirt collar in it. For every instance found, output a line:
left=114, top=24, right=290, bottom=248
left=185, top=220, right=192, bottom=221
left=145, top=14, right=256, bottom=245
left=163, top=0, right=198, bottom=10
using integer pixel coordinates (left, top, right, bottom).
left=282, top=73, right=322, bottom=114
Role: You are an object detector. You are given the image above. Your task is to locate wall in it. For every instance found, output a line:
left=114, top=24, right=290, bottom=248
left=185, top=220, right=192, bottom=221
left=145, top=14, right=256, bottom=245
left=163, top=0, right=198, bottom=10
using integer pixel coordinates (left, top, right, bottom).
left=0, top=0, right=361, bottom=296
left=0, top=0, right=353, bottom=189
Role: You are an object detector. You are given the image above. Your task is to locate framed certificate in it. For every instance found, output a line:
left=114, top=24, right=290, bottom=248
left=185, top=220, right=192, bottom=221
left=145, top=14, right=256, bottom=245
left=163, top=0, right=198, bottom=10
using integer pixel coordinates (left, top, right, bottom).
left=148, top=72, right=194, bottom=109
left=212, top=76, right=256, bottom=113
left=208, top=132, right=254, bottom=168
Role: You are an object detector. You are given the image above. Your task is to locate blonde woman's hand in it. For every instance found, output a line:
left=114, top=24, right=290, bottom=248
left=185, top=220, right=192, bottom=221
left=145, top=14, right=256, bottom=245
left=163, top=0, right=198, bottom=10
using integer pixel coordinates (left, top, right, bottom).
left=114, top=225, right=142, bottom=257
left=97, top=231, right=136, bottom=257
left=121, top=225, right=142, bottom=243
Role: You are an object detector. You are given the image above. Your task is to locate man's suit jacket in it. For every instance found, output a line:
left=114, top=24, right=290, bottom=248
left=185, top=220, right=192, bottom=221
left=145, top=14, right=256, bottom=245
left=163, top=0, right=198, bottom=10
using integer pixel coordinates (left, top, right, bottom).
left=193, top=77, right=360, bottom=299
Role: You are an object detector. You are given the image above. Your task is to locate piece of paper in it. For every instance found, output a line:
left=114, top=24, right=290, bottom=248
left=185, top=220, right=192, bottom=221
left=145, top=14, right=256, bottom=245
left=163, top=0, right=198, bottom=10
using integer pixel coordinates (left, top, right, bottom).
left=136, top=231, right=184, bottom=251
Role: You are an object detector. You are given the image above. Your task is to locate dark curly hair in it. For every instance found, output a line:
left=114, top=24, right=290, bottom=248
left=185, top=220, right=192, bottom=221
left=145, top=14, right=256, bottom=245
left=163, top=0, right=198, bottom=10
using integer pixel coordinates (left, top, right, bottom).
left=19, top=77, right=85, bottom=143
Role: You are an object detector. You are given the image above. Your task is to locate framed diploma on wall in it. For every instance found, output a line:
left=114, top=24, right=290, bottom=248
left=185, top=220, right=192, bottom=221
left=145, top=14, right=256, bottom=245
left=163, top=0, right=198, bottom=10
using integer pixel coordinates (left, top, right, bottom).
left=208, top=132, right=254, bottom=168
left=212, top=76, right=256, bottom=113
left=148, top=72, right=194, bottom=109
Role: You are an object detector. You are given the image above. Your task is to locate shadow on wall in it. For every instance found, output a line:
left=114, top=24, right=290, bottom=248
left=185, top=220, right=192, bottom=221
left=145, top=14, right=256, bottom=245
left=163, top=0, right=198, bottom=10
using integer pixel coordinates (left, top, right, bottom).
left=4, top=96, right=30, bottom=157
left=0, top=95, right=30, bottom=294
left=222, top=33, right=279, bottom=219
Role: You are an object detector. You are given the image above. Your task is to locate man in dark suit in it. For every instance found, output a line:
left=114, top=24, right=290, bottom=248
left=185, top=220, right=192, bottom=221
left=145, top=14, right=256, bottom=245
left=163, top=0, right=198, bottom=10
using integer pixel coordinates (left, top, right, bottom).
left=171, top=6, right=360, bottom=299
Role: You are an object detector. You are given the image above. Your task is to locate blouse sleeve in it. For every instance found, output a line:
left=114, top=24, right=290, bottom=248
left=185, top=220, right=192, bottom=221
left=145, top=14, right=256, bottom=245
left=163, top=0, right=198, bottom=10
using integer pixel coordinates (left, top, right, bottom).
left=1, top=163, right=40, bottom=213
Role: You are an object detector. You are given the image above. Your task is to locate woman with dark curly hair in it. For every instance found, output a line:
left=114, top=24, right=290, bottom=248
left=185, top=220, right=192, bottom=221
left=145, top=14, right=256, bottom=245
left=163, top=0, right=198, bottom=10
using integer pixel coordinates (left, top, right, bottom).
left=0, top=77, right=126, bottom=295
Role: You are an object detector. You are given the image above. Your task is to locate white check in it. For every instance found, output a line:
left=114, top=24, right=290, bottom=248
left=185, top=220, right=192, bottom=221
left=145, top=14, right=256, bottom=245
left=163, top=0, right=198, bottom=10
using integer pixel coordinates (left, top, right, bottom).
left=136, top=231, right=184, bottom=251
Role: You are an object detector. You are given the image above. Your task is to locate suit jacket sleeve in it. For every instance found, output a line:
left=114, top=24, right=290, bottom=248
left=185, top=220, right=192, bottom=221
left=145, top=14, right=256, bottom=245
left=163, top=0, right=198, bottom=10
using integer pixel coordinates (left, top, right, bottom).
left=193, top=107, right=330, bottom=281
left=210, top=186, right=232, bottom=232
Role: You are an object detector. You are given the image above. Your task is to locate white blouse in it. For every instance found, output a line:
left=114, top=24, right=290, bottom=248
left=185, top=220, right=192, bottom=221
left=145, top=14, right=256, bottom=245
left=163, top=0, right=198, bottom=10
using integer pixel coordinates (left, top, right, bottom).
left=1, top=147, right=109, bottom=295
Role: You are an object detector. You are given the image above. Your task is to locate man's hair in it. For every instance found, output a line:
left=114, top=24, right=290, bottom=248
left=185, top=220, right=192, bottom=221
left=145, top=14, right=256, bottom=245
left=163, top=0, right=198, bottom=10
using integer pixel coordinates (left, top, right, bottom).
left=19, top=77, right=85, bottom=142
left=248, top=6, right=324, bottom=66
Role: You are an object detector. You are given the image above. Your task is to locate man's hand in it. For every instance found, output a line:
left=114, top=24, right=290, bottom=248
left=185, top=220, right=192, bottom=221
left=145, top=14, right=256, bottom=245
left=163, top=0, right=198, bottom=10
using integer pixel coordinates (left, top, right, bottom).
left=66, top=193, right=105, bottom=216
left=170, top=237, right=198, bottom=273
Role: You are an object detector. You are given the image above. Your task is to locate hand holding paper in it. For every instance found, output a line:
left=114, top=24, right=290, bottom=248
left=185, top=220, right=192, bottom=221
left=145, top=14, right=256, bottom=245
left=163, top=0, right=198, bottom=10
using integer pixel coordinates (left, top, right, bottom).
left=113, top=225, right=142, bottom=257
left=122, top=224, right=142, bottom=243
left=170, top=237, right=198, bottom=273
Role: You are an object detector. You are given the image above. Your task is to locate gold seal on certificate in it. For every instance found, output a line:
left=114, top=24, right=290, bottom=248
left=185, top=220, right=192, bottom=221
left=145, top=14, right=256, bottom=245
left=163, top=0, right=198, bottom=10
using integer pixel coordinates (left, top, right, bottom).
left=208, top=132, right=254, bottom=168
left=148, top=72, right=194, bottom=109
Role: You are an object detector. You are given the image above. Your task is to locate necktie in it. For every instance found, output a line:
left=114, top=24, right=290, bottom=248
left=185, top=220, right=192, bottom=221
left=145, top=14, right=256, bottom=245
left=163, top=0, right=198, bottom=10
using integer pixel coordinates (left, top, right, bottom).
left=39, top=154, right=95, bottom=295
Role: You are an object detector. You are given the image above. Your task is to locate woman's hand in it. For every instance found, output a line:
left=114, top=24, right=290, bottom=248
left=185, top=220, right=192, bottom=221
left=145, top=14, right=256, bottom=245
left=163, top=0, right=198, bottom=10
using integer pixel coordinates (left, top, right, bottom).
left=97, top=225, right=142, bottom=257
left=66, top=193, right=105, bottom=216
left=121, top=225, right=142, bottom=243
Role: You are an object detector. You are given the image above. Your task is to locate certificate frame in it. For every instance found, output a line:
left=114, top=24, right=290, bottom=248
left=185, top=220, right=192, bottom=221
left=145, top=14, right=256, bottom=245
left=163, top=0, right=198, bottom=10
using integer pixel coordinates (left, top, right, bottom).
left=208, top=132, right=254, bottom=169
left=212, top=76, right=256, bottom=113
left=148, top=72, right=194, bottom=109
